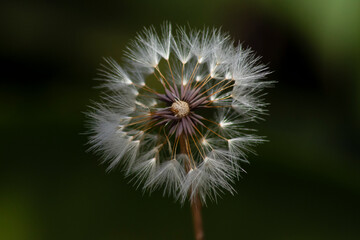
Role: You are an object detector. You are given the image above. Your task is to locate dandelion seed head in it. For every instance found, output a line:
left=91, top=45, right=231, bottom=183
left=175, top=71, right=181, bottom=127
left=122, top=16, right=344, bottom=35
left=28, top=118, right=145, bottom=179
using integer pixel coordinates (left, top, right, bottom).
left=86, top=22, right=272, bottom=204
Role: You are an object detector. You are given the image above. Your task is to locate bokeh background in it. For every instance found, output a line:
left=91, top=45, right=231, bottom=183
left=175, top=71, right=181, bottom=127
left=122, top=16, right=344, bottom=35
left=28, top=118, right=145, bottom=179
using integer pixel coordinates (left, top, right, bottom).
left=1, top=0, right=360, bottom=239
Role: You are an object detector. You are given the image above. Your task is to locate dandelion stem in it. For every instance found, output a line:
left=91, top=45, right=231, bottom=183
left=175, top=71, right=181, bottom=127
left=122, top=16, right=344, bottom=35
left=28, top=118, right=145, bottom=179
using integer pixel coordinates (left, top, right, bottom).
left=180, top=136, right=204, bottom=240
left=191, top=195, right=204, bottom=240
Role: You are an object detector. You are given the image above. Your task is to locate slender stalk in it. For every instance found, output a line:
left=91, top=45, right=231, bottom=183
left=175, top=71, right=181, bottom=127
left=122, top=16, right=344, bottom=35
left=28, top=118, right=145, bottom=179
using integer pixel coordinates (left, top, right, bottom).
left=191, top=195, right=204, bottom=240
left=180, top=136, right=205, bottom=240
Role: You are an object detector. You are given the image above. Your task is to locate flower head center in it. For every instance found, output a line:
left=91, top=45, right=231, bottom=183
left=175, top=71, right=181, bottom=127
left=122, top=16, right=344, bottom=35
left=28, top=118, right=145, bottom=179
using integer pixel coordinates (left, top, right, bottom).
left=171, top=100, right=190, bottom=117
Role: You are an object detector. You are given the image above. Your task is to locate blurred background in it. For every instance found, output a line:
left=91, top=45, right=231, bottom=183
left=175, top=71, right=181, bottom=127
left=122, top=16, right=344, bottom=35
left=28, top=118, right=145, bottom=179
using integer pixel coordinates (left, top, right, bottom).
left=1, top=0, right=359, bottom=239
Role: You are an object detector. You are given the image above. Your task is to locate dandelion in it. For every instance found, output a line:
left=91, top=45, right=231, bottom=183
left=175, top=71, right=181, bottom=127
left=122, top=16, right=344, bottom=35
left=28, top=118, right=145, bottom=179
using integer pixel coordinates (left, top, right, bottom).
left=86, top=22, right=271, bottom=240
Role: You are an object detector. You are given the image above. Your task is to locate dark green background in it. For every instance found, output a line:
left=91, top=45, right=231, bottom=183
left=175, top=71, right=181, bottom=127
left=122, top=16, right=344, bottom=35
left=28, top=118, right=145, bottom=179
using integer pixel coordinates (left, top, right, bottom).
left=1, top=0, right=359, bottom=239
